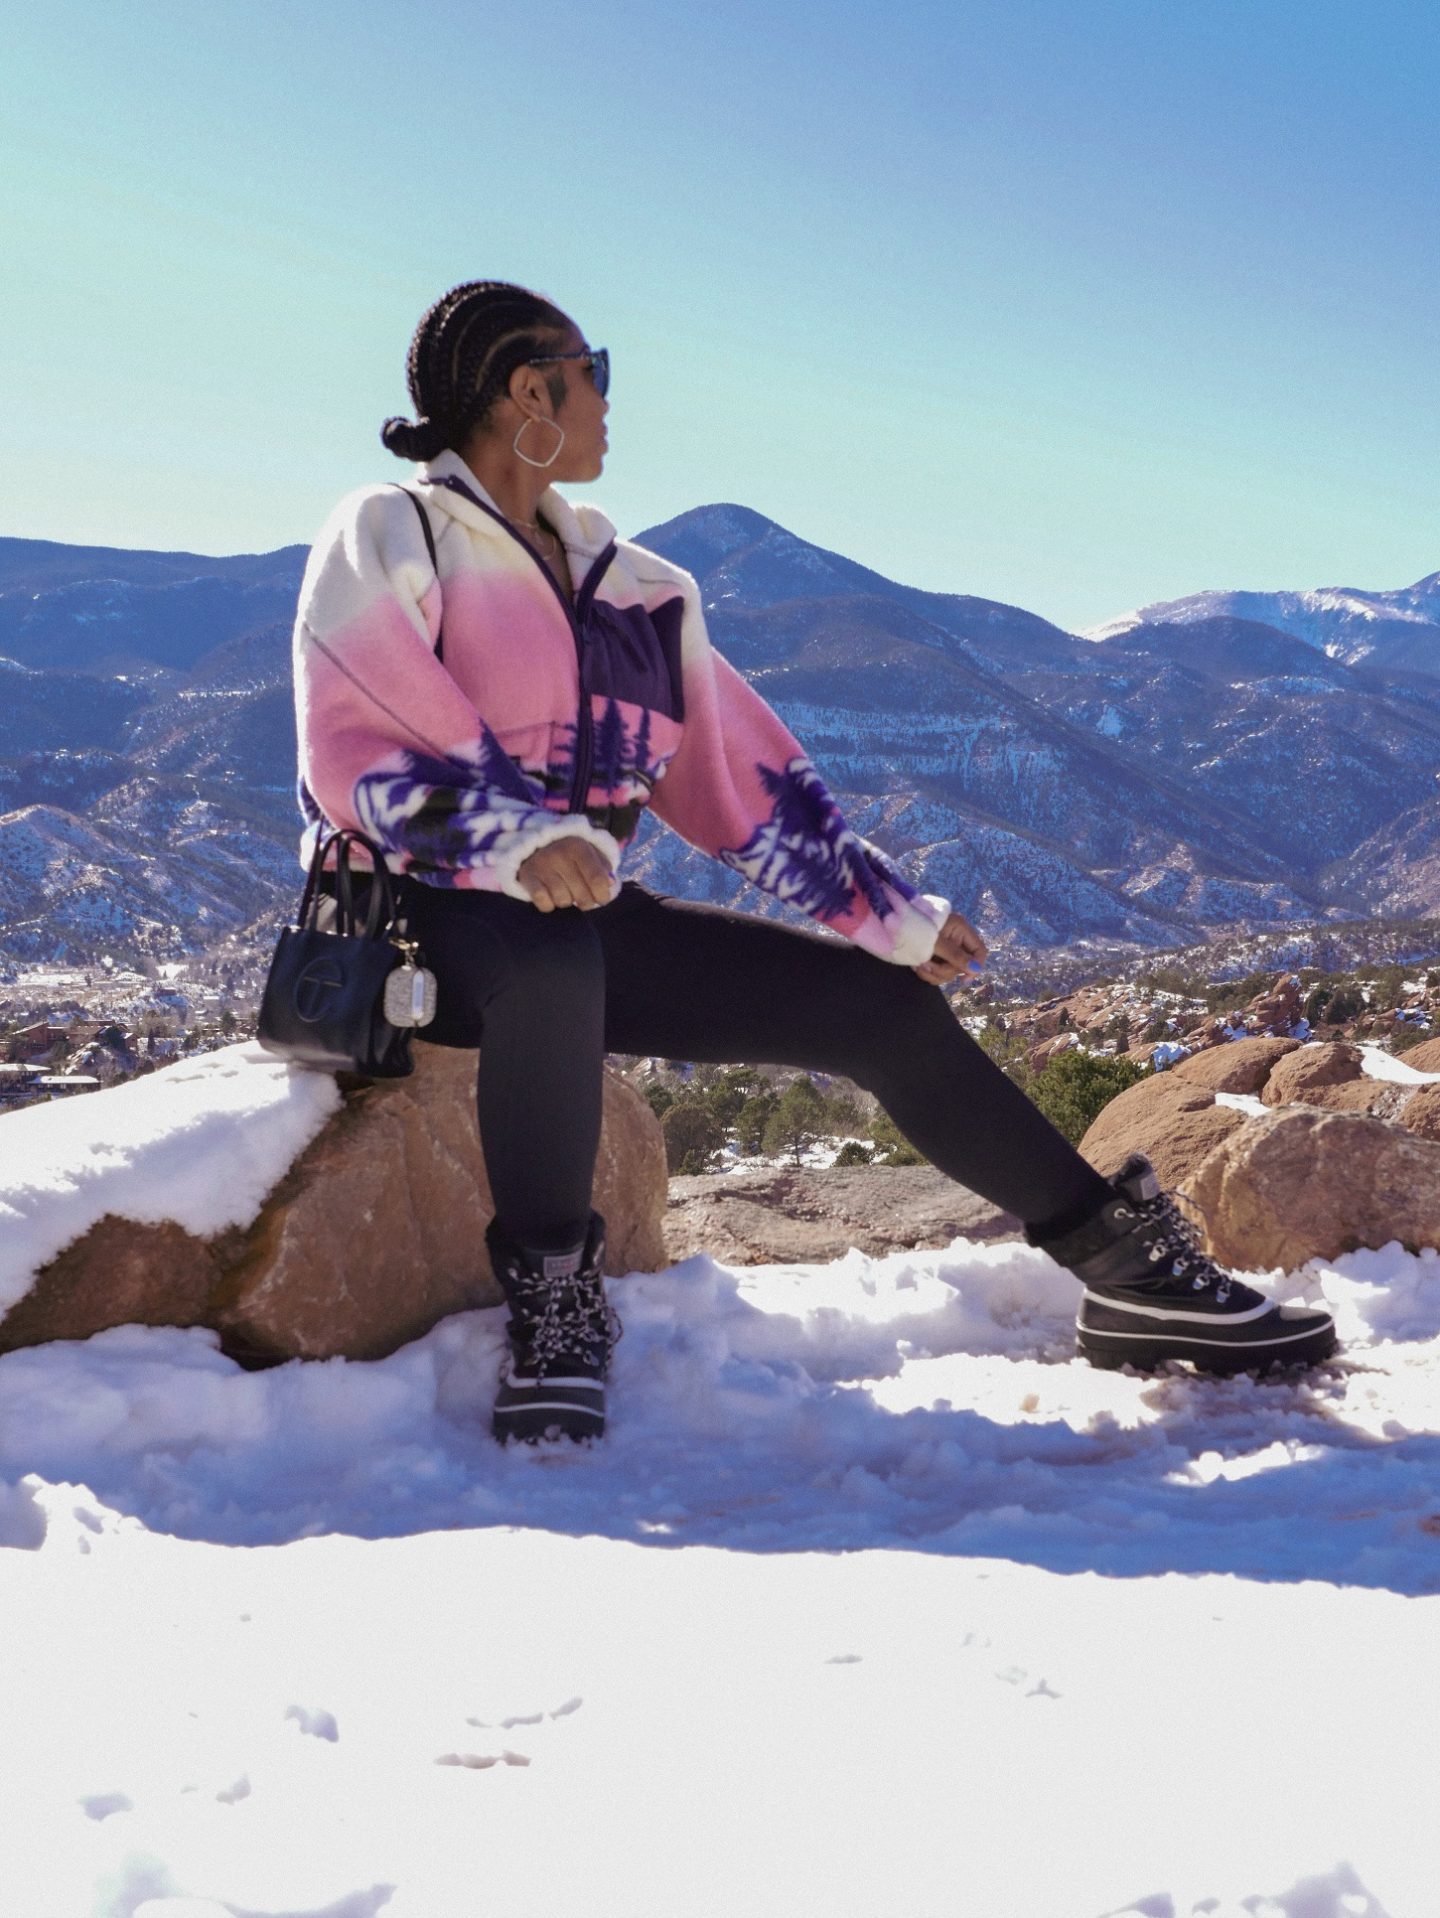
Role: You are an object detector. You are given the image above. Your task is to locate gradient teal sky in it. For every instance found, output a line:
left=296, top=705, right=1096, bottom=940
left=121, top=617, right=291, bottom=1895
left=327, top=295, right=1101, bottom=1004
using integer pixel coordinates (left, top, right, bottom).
left=3, top=0, right=1435, bottom=632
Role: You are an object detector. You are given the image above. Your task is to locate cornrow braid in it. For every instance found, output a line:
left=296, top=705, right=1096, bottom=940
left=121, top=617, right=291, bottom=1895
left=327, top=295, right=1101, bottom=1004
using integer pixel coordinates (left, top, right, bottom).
left=380, top=280, right=573, bottom=462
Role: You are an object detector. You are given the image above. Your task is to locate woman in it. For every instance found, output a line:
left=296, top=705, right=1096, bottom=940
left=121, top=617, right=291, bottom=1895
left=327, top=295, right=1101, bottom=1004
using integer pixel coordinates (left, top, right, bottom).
left=292, top=280, right=1336, bottom=1443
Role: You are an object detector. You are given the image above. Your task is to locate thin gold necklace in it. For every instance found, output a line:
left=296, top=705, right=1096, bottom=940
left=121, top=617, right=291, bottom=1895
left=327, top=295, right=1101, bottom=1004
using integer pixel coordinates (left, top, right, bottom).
left=514, top=514, right=559, bottom=558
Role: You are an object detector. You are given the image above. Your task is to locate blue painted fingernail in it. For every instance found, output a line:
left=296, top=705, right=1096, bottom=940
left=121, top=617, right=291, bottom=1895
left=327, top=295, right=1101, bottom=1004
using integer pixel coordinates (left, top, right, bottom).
left=968, top=960, right=984, bottom=971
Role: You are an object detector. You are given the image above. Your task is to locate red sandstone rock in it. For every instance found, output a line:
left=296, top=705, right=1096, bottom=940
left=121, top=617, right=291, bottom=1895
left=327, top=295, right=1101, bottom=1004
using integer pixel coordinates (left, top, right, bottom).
left=1169, top=1036, right=1302, bottom=1096
left=1391, top=1082, right=1440, bottom=1143
left=1245, top=972, right=1303, bottom=1033
left=1179, top=1106, right=1440, bottom=1270
left=0, top=1047, right=667, bottom=1365
left=1078, top=1073, right=1245, bottom=1189
left=1260, top=1042, right=1366, bottom=1108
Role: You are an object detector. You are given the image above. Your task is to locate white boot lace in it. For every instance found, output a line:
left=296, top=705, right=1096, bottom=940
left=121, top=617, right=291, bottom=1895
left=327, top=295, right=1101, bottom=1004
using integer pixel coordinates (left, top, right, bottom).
left=505, top=1265, right=624, bottom=1377
left=1127, top=1183, right=1230, bottom=1302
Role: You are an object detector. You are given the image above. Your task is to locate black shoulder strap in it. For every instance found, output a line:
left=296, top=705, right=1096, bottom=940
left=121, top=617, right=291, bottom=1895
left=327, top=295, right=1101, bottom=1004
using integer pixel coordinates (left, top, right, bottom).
left=392, top=484, right=445, bottom=664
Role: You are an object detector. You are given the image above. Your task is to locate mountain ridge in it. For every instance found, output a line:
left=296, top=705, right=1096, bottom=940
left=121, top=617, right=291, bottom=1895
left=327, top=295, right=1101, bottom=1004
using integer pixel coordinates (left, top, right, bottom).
left=1, top=504, right=1436, bottom=970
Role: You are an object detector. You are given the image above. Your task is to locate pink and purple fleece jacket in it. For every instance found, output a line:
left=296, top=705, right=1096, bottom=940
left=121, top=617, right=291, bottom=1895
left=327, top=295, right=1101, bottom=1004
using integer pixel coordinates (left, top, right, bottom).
left=292, top=448, right=951, bottom=966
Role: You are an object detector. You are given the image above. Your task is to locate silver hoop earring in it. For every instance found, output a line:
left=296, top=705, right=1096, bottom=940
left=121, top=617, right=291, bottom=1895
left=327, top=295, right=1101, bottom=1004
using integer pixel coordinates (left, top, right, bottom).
left=513, top=416, right=566, bottom=469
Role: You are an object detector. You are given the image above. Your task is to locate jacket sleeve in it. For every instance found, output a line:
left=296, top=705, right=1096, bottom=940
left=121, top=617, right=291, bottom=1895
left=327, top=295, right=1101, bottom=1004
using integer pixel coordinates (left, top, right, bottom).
left=292, top=486, right=620, bottom=898
left=645, top=571, right=952, bottom=966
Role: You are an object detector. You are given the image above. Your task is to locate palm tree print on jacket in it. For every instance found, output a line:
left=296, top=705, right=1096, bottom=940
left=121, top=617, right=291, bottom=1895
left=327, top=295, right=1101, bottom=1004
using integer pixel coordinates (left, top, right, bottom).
left=354, top=735, right=558, bottom=883
left=717, top=756, right=901, bottom=925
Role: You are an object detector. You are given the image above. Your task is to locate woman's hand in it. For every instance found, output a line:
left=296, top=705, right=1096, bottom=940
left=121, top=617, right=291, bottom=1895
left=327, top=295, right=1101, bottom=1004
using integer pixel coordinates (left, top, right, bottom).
left=913, top=911, right=988, bottom=987
left=517, top=836, right=618, bottom=911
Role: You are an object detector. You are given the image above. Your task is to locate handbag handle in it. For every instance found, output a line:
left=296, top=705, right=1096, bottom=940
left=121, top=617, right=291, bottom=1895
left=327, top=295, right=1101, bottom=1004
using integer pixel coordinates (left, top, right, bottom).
left=392, top=485, right=445, bottom=665
left=297, top=827, right=401, bottom=942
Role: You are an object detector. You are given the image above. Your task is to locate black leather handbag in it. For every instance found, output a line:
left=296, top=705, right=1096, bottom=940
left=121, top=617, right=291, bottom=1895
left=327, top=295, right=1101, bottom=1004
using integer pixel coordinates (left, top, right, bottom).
left=257, top=827, right=436, bottom=1079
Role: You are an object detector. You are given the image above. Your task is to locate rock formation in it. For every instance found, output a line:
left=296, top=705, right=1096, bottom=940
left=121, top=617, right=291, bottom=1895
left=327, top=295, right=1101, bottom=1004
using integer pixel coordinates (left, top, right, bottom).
left=0, top=1046, right=667, bottom=1365
left=1178, top=1106, right=1440, bottom=1270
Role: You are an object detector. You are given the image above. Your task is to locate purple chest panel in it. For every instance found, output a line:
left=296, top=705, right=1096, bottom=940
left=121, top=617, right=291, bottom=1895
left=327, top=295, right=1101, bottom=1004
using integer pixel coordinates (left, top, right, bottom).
left=584, top=595, right=685, bottom=721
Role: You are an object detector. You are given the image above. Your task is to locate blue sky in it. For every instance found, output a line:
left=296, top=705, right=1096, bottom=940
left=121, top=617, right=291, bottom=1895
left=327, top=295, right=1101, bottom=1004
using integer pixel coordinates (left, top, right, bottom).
left=2, top=0, right=1435, bottom=631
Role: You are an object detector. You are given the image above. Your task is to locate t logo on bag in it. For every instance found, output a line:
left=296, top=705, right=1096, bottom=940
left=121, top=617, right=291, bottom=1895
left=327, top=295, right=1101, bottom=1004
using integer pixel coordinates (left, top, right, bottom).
left=293, top=955, right=348, bottom=1023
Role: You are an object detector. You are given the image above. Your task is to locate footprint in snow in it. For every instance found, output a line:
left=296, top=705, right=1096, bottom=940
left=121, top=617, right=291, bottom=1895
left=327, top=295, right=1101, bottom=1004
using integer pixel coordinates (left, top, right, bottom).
left=285, top=1703, right=339, bottom=1741
left=465, top=1696, right=583, bottom=1729
left=448, top=1695, right=584, bottom=1767
left=995, top=1664, right=1062, bottom=1699
left=79, top=1793, right=133, bottom=1820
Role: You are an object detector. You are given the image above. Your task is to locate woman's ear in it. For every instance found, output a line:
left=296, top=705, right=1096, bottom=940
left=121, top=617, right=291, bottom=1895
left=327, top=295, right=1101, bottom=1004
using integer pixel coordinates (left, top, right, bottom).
left=507, top=360, right=553, bottom=418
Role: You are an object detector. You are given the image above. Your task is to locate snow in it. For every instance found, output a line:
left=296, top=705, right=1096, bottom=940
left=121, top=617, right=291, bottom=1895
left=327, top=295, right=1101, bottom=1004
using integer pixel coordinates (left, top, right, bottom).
left=1148, top=1040, right=1191, bottom=1069
left=2, top=1050, right=1439, bottom=1913
left=0, top=1042, right=340, bottom=1316
left=1215, top=1090, right=1267, bottom=1116
left=2, top=1227, right=1439, bottom=1915
left=1357, top=1041, right=1440, bottom=1085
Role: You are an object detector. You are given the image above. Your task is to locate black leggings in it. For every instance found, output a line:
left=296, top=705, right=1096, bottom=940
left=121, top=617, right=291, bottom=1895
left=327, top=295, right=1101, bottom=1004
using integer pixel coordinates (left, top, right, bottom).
left=329, top=874, right=1112, bottom=1251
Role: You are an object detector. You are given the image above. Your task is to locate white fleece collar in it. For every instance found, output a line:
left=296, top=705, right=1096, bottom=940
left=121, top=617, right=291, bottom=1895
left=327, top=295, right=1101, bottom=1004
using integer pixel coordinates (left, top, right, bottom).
left=418, top=449, right=618, bottom=560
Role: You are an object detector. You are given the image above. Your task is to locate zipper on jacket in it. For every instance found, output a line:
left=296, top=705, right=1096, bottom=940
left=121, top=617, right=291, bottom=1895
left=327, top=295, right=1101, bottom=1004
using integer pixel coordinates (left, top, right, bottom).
left=420, top=473, right=615, bottom=811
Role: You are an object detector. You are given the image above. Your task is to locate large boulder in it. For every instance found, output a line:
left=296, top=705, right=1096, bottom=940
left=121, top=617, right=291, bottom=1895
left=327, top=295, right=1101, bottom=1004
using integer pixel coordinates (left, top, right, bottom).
left=0, top=1045, right=667, bottom=1366
left=0, top=1220, right=217, bottom=1355
left=1260, top=1041, right=1366, bottom=1107
left=1398, top=1037, right=1440, bottom=1073
left=1179, top=1106, right=1440, bottom=1270
left=1078, top=1073, right=1246, bottom=1187
left=212, top=1048, right=666, bottom=1363
left=1281, top=1079, right=1410, bottom=1122
left=1394, top=1083, right=1440, bottom=1142
left=1170, top=1035, right=1302, bottom=1096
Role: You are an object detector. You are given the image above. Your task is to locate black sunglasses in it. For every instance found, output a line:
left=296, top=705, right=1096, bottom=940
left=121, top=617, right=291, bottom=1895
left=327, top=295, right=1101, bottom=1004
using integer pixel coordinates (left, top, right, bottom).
left=525, top=344, right=610, bottom=399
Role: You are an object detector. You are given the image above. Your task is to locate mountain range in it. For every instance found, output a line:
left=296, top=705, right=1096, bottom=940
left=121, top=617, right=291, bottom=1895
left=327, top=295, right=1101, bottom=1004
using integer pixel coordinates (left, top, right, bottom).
left=1, top=514, right=1437, bottom=977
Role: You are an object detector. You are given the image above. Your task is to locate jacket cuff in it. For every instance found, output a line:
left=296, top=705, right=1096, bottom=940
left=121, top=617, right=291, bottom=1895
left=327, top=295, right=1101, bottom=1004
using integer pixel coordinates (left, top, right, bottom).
left=882, top=891, right=953, bottom=967
left=489, top=814, right=623, bottom=903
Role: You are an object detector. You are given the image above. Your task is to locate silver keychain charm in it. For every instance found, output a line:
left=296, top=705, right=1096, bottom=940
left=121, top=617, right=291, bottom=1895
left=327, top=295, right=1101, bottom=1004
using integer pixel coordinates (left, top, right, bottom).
left=384, top=935, right=438, bottom=1027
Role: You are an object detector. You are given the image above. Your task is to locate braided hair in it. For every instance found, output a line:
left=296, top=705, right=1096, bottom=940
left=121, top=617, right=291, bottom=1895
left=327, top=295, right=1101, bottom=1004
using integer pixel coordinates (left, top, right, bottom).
left=380, top=281, right=573, bottom=462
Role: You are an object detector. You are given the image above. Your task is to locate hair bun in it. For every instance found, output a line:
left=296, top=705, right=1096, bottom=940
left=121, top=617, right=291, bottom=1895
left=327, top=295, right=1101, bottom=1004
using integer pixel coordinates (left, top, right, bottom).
left=380, top=414, right=450, bottom=462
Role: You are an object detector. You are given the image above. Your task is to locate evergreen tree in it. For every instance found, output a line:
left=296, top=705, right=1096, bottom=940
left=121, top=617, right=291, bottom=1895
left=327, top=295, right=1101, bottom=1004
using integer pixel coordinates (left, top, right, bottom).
left=762, top=1075, right=827, bottom=1164
left=591, top=698, right=628, bottom=788
left=705, top=1065, right=765, bottom=1133
left=734, top=1091, right=779, bottom=1155
left=833, top=1140, right=874, bottom=1167
left=1029, top=1049, right=1148, bottom=1146
left=661, top=1101, right=723, bottom=1175
left=869, top=1108, right=924, bottom=1166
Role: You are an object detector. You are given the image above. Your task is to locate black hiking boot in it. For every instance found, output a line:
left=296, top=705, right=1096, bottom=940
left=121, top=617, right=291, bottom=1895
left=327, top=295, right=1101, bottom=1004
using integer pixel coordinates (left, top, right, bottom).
left=485, top=1209, right=622, bottom=1444
left=1026, top=1152, right=1338, bottom=1376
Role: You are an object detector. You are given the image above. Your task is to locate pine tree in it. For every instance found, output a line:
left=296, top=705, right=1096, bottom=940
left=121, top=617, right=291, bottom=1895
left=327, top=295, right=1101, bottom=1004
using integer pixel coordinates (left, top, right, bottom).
left=762, top=1075, right=827, bottom=1164
left=734, top=1091, right=779, bottom=1155
left=630, top=703, right=652, bottom=780
left=661, top=1101, right=723, bottom=1175
left=721, top=762, right=856, bottom=919
left=1029, top=1050, right=1148, bottom=1146
left=591, top=698, right=628, bottom=788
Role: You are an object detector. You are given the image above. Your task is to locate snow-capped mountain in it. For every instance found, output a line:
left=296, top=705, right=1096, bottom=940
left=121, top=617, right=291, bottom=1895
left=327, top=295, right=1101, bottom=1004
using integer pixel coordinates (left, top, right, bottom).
left=1083, top=570, right=1440, bottom=673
